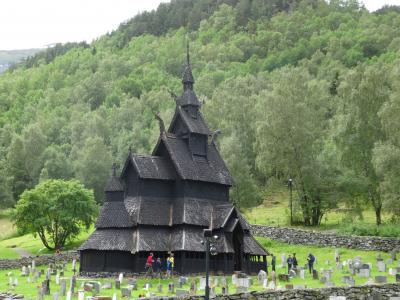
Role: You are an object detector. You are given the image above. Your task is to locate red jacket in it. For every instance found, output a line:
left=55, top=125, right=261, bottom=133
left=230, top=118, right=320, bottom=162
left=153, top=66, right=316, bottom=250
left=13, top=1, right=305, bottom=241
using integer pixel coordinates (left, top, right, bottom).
left=146, top=256, right=154, bottom=266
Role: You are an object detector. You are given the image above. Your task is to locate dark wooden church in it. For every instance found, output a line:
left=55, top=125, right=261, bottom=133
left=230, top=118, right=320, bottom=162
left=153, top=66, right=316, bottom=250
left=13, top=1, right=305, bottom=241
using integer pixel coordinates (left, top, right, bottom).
left=79, top=51, right=267, bottom=274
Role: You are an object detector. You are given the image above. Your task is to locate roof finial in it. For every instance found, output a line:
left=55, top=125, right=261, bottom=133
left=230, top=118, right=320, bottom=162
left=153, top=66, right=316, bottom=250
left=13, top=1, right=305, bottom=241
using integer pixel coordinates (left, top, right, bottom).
left=112, top=163, right=117, bottom=177
left=154, top=112, right=166, bottom=136
left=186, top=39, right=190, bottom=66
left=129, top=145, right=132, bottom=154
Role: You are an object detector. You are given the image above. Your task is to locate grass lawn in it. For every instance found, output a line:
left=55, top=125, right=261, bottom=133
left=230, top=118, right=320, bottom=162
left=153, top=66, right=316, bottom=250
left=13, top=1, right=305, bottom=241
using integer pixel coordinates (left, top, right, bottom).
left=256, top=237, right=399, bottom=288
left=242, top=187, right=394, bottom=234
left=0, top=239, right=397, bottom=298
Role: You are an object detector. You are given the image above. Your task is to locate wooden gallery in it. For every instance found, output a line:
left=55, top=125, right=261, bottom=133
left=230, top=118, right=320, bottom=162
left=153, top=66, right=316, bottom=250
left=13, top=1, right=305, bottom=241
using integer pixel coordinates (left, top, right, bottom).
left=79, top=52, right=267, bottom=274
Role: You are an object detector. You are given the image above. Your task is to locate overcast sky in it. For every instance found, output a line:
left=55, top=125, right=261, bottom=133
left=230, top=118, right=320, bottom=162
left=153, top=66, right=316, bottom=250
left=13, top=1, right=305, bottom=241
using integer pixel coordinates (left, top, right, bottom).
left=1, top=0, right=399, bottom=50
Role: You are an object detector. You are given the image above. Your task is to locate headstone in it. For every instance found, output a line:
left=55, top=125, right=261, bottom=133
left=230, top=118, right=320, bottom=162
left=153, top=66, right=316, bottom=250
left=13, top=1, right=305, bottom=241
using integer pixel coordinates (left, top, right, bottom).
left=121, top=288, right=131, bottom=298
left=115, top=280, right=120, bottom=289
left=320, top=276, right=327, bottom=284
left=176, top=289, right=189, bottom=297
left=396, top=267, right=400, bottom=273
left=389, top=268, right=397, bottom=275
left=278, top=274, right=289, bottom=282
left=168, top=282, right=175, bottom=293
left=231, top=274, right=238, bottom=285
left=262, top=279, right=268, bottom=289
left=258, top=270, right=267, bottom=284
left=128, top=278, right=136, bottom=286
left=375, top=276, right=387, bottom=284
left=221, top=285, right=229, bottom=295
left=66, top=291, right=72, bottom=300
left=112, top=293, right=117, bottom=300
left=102, top=282, right=112, bottom=289
left=396, top=274, right=400, bottom=283
left=55, top=274, right=60, bottom=285
left=78, top=290, right=84, bottom=300
left=359, top=268, right=371, bottom=278
left=38, top=288, right=45, bottom=300
left=199, top=277, right=206, bottom=290
left=53, top=292, right=59, bottom=300
left=60, top=279, right=67, bottom=296
left=118, top=273, right=123, bottom=284
left=70, top=276, right=76, bottom=293
left=221, top=276, right=227, bottom=286
left=312, top=270, right=318, bottom=280
left=21, top=266, right=27, bottom=276
left=14, top=277, right=18, bottom=286
left=377, top=261, right=386, bottom=272
left=189, top=282, right=196, bottom=295
left=71, top=259, right=77, bottom=272
left=300, top=269, right=305, bottom=279
left=157, top=283, right=163, bottom=293
left=387, top=258, right=394, bottom=265
left=213, top=277, right=218, bottom=287
left=289, top=269, right=296, bottom=278
left=285, top=284, right=293, bottom=290
left=281, top=254, right=286, bottom=267
left=84, top=283, right=93, bottom=292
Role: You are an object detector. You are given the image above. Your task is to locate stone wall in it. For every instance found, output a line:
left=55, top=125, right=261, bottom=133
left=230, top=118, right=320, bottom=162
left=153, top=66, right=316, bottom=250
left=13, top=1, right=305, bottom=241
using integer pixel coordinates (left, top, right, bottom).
left=145, top=284, right=400, bottom=300
left=0, top=251, right=78, bottom=270
left=250, top=225, right=400, bottom=252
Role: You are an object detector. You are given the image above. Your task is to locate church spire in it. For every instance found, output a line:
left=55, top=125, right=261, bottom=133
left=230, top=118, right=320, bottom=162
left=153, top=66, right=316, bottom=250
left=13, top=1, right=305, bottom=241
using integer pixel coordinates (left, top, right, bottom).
left=179, top=41, right=201, bottom=107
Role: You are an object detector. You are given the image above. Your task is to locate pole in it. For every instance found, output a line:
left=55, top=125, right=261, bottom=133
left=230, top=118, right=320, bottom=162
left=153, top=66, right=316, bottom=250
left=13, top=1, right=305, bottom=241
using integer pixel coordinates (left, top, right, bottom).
left=205, top=238, right=210, bottom=300
left=289, top=179, right=293, bottom=226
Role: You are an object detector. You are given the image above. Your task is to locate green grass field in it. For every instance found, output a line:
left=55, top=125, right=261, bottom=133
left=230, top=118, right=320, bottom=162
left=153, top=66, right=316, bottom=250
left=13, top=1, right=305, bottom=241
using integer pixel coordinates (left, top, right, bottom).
left=0, top=240, right=397, bottom=298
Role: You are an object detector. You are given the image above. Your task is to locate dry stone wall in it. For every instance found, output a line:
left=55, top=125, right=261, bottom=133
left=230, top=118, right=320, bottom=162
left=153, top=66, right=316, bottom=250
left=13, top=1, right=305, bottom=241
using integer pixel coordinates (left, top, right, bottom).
left=141, top=284, right=400, bottom=300
left=0, top=251, right=78, bottom=270
left=250, top=225, right=400, bottom=252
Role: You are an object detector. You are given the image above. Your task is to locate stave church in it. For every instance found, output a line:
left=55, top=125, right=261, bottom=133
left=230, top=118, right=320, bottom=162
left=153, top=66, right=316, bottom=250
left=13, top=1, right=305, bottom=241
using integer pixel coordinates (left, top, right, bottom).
left=79, top=50, right=268, bottom=274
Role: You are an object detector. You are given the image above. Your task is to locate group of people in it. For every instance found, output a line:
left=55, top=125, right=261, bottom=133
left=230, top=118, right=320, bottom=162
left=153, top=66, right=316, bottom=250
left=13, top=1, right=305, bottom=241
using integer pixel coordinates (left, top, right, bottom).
left=145, top=252, right=174, bottom=279
left=269, top=253, right=316, bottom=274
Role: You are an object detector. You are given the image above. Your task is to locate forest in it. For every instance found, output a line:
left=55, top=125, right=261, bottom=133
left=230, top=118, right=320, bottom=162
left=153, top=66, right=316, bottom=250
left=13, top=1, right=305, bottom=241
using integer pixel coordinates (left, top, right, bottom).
left=1, top=0, right=400, bottom=227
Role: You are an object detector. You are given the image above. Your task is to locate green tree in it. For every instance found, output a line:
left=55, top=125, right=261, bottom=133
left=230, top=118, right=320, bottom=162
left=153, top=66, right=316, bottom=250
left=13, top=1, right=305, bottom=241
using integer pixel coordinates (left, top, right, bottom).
left=335, top=63, right=390, bottom=225
left=13, top=179, right=98, bottom=250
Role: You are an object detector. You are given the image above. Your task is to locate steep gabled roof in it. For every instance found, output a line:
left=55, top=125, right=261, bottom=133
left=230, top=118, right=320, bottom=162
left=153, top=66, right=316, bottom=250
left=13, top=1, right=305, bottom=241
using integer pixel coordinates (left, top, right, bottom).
left=96, top=201, right=133, bottom=228
left=243, top=233, right=268, bottom=255
left=159, top=134, right=233, bottom=185
left=124, top=196, right=172, bottom=226
left=121, top=154, right=176, bottom=181
left=169, top=106, right=210, bottom=135
left=78, top=229, right=134, bottom=252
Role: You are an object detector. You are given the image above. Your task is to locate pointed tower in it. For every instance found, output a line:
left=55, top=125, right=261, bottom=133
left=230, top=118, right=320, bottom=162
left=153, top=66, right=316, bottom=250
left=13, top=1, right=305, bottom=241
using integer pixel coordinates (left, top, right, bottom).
left=104, top=163, right=124, bottom=202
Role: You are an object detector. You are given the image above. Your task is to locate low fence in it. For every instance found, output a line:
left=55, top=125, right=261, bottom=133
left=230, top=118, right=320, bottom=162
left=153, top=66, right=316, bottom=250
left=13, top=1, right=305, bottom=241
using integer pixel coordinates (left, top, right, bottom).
left=250, top=225, right=400, bottom=252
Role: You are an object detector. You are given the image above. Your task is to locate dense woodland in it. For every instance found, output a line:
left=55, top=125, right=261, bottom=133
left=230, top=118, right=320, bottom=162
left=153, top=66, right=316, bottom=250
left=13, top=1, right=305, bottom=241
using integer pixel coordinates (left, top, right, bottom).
left=1, top=0, right=400, bottom=226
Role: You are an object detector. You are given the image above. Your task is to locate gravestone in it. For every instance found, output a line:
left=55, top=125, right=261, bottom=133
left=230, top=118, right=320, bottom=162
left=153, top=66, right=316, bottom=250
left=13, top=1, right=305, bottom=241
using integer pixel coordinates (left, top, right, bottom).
left=359, top=268, right=371, bottom=278
left=115, top=280, right=120, bottom=289
left=102, top=282, right=112, bottom=289
left=221, top=285, right=229, bottom=295
left=121, top=288, right=131, bottom=298
left=71, top=260, right=77, bottom=272
left=342, top=276, right=355, bottom=286
left=213, top=277, right=218, bottom=287
left=60, top=279, right=67, bottom=296
left=77, top=290, right=84, bottom=300
left=118, top=273, right=123, bottom=284
left=221, top=276, right=227, bottom=286
left=278, top=274, right=289, bottom=282
left=168, top=282, right=175, bottom=293
left=210, top=286, right=216, bottom=298
left=281, top=254, right=286, bottom=267
left=377, top=261, right=386, bottom=272
left=55, top=274, right=60, bottom=285
left=396, top=267, right=400, bottom=273
left=312, top=270, right=319, bottom=280
left=176, top=289, right=189, bottom=297
left=84, top=283, right=93, bottom=292
left=289, top=269, right=296, bottom=278
left=322, top=269, right=333, bottom=282
left=199, top=277, right=206, bottom=290
left=189, top=282, right=196, bottom=295
left=66, top=291, right=72, bottom=300
left=258, top=270, right=267, bottom=284
left=389, top=268, right=397, bottom=275
left=262, top=279, right=268, bottom=289
left=387, top=258, right=394, bottom=265
left=157, top=283, right=163, bottom=293
left=53, top=292, right=59, bottom=300
left=396, top=274, right=400, bottom=283
left=320, top=276, right=327, bottom=284
left=285, top=284, right=293, bottom=290
left=128, top=278, right=137, bottom=286
left=38, top=287, right=45, bottom=300
left=231, top=274, right=238, bottom=285
left=21, top=266, right=27, bottom=276
left=300, top=269, right=305, bottom=279
left=32, top=260, right=36, bottom=271
left=70, top=276, right=76, bottom=293
left=375, top=276, right=387, bottom=283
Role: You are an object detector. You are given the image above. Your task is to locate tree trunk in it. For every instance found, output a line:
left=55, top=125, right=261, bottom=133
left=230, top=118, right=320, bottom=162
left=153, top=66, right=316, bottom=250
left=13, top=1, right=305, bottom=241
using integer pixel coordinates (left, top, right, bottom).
left=375, top=205, right=382, bottom=226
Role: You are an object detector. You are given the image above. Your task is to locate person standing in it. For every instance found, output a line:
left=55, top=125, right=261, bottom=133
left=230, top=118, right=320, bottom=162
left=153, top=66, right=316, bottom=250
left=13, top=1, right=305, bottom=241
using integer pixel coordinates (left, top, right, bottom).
left=271, top=254, right=276, bottom=272
left=287, top=254, right=293, bottom=274
left=145, top=252, right=154, bottom=278
left=292, top=253, right=298, bottom=270
left=166, top=253, right=174, bottom=278
left=155, top=257, right=162, bottom=279
left=307, top=253, right=315, bottom=274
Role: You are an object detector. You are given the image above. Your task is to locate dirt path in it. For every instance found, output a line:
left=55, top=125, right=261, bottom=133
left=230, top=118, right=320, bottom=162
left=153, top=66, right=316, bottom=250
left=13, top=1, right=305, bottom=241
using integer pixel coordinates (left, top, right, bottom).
left=13, top=247, right=32, bottom=258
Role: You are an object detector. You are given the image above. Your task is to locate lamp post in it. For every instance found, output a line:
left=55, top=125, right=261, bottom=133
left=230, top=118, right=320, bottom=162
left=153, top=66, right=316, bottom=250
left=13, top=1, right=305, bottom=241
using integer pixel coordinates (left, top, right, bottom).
left=288, top=178, right=293, bottom=225
left=203, top=229, right=218, bottom=300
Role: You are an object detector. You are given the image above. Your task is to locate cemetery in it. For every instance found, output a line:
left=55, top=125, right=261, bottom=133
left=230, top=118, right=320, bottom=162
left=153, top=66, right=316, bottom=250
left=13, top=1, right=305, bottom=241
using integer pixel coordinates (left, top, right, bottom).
left=0, top=240, right=399, bottom=299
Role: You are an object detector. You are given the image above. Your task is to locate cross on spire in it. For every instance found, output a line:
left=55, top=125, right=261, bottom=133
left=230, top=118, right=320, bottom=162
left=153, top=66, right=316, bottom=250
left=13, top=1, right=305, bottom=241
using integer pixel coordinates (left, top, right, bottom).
left=112, top=163, right=117, bottom=176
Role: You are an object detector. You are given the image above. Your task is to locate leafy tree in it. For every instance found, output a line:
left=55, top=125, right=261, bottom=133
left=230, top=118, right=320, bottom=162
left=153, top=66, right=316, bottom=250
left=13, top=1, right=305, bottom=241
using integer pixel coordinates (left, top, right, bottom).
left=334, top=63, right=390, bottom=225
left=13, top=179, right=98, bottom=250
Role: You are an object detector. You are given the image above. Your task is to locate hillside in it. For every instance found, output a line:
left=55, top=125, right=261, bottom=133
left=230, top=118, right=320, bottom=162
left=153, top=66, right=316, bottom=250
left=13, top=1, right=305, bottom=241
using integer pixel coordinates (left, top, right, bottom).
left=1, top=0, right=400, bottom=228
left=0, top=49, right=41, bottom=73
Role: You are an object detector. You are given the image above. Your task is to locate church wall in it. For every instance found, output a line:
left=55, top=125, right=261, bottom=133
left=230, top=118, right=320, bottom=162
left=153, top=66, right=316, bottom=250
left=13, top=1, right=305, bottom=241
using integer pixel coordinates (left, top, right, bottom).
left=139, top=179, right=174, bottom=198
left=183, top=181, right=229, bottom=201
left=124, top=163, right=139, bottom=197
